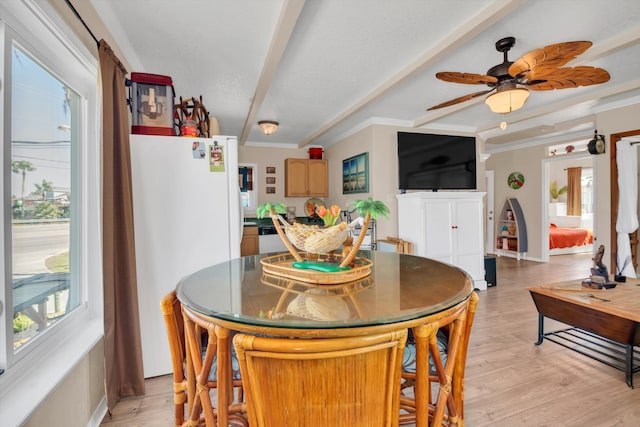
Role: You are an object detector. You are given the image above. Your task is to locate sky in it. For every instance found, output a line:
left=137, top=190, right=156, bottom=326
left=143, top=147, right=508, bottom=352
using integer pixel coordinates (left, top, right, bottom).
left=11, top=46, right=73, bottom=198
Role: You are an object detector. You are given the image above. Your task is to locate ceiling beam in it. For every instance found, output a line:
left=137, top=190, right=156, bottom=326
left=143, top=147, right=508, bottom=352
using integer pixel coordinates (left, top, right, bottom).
left=296, top=0, right=527, bottom=147
left=574, top=26, right=640, bottom=64
left=238, top=0, right=305, bottom=145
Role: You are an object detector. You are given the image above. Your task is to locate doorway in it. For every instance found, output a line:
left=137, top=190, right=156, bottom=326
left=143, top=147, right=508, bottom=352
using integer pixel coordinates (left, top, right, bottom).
left=609, top=130, right=640, bottom=273
left=541, top=153, right=596, bottom=262
left=485, top=170, right=495, bottom=254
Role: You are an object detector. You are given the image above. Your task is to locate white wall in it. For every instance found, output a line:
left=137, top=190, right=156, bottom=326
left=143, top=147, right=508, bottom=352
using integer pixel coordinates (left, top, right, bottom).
left=238, top=145, right=310, bottom=217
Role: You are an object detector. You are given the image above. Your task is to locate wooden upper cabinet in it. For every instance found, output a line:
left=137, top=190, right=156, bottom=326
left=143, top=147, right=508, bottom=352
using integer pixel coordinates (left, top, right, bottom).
left=285, top=158, right=328, bottom=197
left=307, top=159, right=328, bottom=196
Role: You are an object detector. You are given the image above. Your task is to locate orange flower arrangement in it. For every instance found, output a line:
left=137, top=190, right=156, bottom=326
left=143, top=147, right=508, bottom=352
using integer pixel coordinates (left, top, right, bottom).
left=317, top=204, right=341, bottom=226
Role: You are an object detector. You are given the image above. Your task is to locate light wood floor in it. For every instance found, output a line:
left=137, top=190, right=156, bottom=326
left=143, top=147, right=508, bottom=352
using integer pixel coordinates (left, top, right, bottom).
left=100, top=253, right=640, bottom=426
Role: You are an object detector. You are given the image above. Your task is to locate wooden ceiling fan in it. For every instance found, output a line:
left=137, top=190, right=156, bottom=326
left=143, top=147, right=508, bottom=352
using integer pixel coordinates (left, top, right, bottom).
left=427, top=37, right=610, bottom=113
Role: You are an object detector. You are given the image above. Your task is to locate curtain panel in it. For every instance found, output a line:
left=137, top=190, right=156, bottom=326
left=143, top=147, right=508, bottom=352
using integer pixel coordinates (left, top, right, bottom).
left=99, top=39, right=145, bottom=410
left=566, top=167, right=582, bottom=216
left=615, top=140, right=639, bottom=277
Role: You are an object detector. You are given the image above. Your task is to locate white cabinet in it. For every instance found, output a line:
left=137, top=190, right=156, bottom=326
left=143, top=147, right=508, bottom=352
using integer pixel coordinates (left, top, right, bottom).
left=397, top=192, right=486, bottom=290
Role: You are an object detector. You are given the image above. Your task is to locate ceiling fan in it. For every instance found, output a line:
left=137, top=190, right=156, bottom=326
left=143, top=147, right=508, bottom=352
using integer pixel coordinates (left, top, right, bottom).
left=427, top=37, right=610, bottom=113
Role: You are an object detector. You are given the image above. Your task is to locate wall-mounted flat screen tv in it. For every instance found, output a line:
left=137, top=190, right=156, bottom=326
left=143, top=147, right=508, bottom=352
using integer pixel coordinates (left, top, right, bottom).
left=397, top=132, right=476, bottom=191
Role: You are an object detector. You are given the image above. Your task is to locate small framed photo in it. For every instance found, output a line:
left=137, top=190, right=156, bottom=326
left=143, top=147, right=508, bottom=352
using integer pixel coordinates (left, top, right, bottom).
left=266, top=176, right=276, bottom=184
left=266, top=186, right=276, bottom=194
left=266, top=166, right=276, bottom=174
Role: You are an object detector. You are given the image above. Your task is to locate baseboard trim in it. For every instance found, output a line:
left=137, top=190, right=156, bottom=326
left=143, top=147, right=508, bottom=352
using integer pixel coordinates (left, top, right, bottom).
left=87, top=397, right=108, bottom=427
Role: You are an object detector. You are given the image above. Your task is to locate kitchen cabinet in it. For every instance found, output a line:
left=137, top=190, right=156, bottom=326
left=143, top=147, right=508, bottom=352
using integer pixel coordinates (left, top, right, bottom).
left=241, top=226, right=259, bottom=256
left=397, top=192, right=486, bottom=290
left=285, top=158, right=328, bottom=197
left=496, top=198, right=527, bottom=259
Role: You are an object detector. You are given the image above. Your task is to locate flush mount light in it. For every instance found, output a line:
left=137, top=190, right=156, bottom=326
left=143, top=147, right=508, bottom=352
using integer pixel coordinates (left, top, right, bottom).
left=485, top=82, right=529, bottom=114
left=258, top=120, right=279, bottom=135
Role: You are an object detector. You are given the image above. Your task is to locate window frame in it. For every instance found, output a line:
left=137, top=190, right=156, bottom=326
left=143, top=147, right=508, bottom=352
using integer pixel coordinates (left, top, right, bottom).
left=239, top=162, right=258, bottom=214
left=0, top=1, right=102, bottom=425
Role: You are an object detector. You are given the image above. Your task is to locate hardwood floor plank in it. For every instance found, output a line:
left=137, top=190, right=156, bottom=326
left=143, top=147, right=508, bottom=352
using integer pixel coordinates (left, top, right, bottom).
left=101, top=253, right=639, bottom=426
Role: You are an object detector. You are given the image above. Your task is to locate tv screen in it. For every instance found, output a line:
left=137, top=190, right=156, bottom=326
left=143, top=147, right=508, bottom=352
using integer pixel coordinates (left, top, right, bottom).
left=397, top=132, right=476, bottom=191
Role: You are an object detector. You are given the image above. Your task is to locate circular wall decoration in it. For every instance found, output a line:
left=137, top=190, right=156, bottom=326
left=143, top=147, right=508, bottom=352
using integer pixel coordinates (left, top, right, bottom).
left=508, top=172, right=525, bottom=189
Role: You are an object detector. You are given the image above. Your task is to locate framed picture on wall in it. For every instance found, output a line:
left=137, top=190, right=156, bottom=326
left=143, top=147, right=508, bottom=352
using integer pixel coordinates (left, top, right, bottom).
left=266, top=166, right=276, bottom=174
left=266, top=186, right=276, bottom=194
left=342, top=152, right=369, bottom=194
left=266, top=176, right=276, bottom=184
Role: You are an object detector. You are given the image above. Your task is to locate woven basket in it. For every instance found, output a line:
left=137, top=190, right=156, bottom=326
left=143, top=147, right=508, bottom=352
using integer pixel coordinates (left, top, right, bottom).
left=284, top=222, right=348, bottom=254
left=286, top=289, right=353, bottom=321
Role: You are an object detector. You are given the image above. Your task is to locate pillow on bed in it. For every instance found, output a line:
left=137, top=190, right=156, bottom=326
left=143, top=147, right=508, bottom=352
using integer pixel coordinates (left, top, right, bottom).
left=549, top=215, right=581, bottom=228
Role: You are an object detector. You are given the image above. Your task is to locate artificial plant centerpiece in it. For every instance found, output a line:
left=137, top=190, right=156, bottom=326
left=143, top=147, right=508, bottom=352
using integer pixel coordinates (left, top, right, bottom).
left=256, top=198, right=389, bottom=274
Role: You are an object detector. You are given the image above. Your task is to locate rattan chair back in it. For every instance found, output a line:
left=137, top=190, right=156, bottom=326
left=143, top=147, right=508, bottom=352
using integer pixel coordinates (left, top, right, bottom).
left=399, top=291, right=479, bottom=426
left=181, top=305, right=246, bottom=427
left=233, top=329, right=408, bottom=427
left=160, top=291, right=189, bottom=427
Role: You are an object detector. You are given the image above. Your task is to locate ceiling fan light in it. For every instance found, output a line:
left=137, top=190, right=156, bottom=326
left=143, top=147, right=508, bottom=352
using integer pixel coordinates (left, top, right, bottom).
left=258, top=120, right=279, bottom=135
left=485, top=87, right=529, bottom=114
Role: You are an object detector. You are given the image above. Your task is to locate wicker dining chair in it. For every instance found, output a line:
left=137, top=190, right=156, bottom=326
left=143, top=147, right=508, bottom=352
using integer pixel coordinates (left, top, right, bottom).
left=181, top=303, right=247, bottom=427
left=399, top=291, right=479, bottom=427
left=233, top=329, right=408, bottom=427
left=160, top=291, right=244, bottom=427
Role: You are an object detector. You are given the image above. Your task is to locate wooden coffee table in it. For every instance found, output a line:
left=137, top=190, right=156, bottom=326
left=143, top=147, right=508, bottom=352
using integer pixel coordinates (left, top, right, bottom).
left=529, top=279, right=640, bottom=388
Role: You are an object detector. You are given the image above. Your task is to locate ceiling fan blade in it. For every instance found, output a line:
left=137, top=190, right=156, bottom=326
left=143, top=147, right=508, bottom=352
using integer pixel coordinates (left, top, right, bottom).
left=509, top=41, right=593, bottom=78
left=427, top=89, right=494, bottom=111
left=525, top=66, right=611, bottom=90
left=435, top=72, right=498, bottom=85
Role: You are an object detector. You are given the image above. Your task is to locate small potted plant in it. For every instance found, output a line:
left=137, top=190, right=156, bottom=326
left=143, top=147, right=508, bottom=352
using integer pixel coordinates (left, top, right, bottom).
left=549, top=180, right=567, bottom=201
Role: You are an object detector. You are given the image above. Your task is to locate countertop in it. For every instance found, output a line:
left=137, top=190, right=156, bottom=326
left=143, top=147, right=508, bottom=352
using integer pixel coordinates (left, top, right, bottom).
left=244, top=216, right=325, bottom=228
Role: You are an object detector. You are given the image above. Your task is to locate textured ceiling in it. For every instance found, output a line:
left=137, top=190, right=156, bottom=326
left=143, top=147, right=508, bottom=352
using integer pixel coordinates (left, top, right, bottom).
left=91, top=0, right=640, bottom=151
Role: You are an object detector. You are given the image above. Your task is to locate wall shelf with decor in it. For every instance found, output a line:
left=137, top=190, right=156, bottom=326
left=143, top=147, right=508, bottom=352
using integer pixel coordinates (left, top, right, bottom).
left=496, top=198, right=527, bottom=260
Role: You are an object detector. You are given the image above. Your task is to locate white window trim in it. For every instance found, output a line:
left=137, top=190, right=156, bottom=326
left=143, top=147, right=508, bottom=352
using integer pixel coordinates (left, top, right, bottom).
left=0, top=1, right=102, bottom=425
left=239, top=162, right=258, bottom=215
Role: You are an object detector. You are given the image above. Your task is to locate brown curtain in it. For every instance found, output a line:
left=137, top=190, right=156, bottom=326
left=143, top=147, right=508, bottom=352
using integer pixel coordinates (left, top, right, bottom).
left=566, top=167, right=582, bottom=216
left=99, top=39, right=145, bottom=410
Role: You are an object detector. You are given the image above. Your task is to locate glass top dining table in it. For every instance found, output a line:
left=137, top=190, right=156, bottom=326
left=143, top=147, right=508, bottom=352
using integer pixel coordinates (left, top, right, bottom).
left=176, top=250, right=476, bottom=427
left=177, top=250, right=474, bottom=331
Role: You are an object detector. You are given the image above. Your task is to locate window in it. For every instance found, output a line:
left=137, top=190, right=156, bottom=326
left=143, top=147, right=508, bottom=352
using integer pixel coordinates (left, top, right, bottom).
left=11, top=45, right=80, bottom=351
left=239, top=163, right=258, bottom=214
left=581, top=167, right=594, bottom=215
left=0, top=1, right=101, bottom=424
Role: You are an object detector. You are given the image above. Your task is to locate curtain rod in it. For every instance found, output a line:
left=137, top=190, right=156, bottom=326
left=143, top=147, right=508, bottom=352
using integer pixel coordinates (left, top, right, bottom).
left=64, top=0, right=100, bottom=48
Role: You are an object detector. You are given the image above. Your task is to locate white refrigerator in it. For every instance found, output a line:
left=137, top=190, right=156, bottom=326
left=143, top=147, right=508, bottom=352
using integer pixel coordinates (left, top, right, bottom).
left=129, top=134, right=241, bottom=378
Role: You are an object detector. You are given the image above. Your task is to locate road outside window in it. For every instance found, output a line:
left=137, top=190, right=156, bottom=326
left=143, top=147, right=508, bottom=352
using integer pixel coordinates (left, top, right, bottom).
left=11, top=46, right=80, bottom=350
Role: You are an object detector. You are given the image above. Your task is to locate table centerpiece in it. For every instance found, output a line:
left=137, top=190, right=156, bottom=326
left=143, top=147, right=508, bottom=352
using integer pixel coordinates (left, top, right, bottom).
left=256, top=198, right=389, bottom=283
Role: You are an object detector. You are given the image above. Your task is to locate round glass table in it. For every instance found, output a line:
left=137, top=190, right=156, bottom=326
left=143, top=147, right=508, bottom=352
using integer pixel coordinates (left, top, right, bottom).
left=177, top=251, right=477, bottom=426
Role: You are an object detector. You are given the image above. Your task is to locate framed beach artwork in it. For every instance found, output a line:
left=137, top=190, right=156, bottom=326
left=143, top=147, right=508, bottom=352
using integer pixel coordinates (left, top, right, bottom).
left=342, top=152, right=369, bottom=194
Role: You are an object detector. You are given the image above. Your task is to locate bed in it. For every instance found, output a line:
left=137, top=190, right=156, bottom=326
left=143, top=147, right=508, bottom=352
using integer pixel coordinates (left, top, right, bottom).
left=549, top=215, right=593, bottom=254
left=549, top=223, right=593, bottom=249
